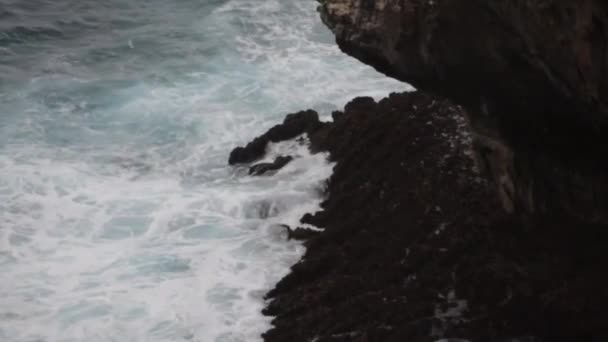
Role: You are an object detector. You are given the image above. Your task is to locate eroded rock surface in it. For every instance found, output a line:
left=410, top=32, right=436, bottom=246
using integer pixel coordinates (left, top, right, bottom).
left=318, top=0, right=608, bottom=223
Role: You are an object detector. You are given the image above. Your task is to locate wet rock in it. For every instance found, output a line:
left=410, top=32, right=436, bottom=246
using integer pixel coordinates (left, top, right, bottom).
left=300, top=213, right=316, bottom=225
left=343, top=96, right=376, bottom=114
left=249, top=156, right=294, bottom=176
left=228, top=110, right=322, bottom=165
left=331, top=110, right=344, bottom=121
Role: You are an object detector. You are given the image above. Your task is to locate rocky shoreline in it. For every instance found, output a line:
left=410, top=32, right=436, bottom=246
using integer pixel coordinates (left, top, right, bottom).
left=230, top=0, right=608, bottom=340
left=231, top=91, right=608, bottom=341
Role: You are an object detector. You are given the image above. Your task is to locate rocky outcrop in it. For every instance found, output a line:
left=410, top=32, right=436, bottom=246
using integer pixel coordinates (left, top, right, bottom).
left=243, top=92, right=608, bottom=341
left=233, top=2, right=608, bottom=340
left=229, top=110, right=322, bottom=165
left=318, top=0, right=608, bottom=224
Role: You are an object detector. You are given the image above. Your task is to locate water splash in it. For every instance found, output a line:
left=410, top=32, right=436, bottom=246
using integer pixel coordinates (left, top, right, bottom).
left=0, top=0, right=406, bottom=341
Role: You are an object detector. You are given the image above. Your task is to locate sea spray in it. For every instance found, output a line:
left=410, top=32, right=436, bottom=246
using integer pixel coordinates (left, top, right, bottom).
left=0, top=0, right=405, bottom=341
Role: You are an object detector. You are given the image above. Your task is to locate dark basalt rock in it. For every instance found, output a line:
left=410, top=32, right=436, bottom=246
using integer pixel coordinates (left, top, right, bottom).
left=249, top=156, right=294, bottom=176
left=318, top=0, right=608, bottom=224
left=254, top=92, right=608, bottom=342
left=231, top=2, right=608, bottom=340
left=229, top=110, right=322, bottom=165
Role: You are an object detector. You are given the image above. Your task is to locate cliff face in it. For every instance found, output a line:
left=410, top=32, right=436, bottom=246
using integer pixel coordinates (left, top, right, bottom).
left=319, top=0, right=608, bottom=223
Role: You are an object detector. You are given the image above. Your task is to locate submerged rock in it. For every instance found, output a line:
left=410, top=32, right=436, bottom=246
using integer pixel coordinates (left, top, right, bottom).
left=256, top=92, right=608, bottom=342
left=249, top=156, right=294, bottom=176
left=318, top=0, right=608, bottom=224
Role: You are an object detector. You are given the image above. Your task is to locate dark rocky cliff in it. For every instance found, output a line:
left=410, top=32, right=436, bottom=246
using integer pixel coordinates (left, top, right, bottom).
left=318, top=0, right=608, bottom=224
left=235, top=92, right=608, bottom=341
left=230, top=1, right=608, bottom=340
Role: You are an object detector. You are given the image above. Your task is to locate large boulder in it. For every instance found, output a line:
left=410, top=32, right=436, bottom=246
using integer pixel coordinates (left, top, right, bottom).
left=318, top=0, right=608, bottom=223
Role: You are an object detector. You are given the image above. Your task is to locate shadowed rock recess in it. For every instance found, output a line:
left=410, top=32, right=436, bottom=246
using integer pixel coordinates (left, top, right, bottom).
left=229, top=1, right=608, bottom=341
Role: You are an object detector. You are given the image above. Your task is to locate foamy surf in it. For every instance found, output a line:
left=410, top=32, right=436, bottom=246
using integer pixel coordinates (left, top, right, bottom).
left=0, top=138, right=332, bottom=342
left=0, top=0, right=404, bottom=341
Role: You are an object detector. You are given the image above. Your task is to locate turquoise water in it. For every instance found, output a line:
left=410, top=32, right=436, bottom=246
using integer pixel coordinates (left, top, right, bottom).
left=0, top=0, right=405, bottom=341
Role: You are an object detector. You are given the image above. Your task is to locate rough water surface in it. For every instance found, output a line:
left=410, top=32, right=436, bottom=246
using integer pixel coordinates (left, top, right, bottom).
left=0, top=0, right=406, bottom=341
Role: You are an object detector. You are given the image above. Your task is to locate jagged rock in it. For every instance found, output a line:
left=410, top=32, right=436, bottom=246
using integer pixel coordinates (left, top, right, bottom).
left=259, top=90, right=608, bottom=342
left=229, top=110, right=322, bottom=165
left=318, top=0, right=608, bottom=224
left=249, top=156, right=294, bottom=176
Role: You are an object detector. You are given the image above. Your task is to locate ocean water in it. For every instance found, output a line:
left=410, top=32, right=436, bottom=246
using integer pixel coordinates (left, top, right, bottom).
left=0, top=0, right=406, bottom=341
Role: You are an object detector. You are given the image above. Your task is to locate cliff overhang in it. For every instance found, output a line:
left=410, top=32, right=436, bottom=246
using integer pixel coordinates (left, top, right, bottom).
left=318, top=0, right=608, bottom=224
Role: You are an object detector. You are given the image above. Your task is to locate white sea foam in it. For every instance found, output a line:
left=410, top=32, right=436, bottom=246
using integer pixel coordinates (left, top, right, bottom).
left=0, top=138, right=332, bottom=342
left=0, top=0, right=405, bottom=341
